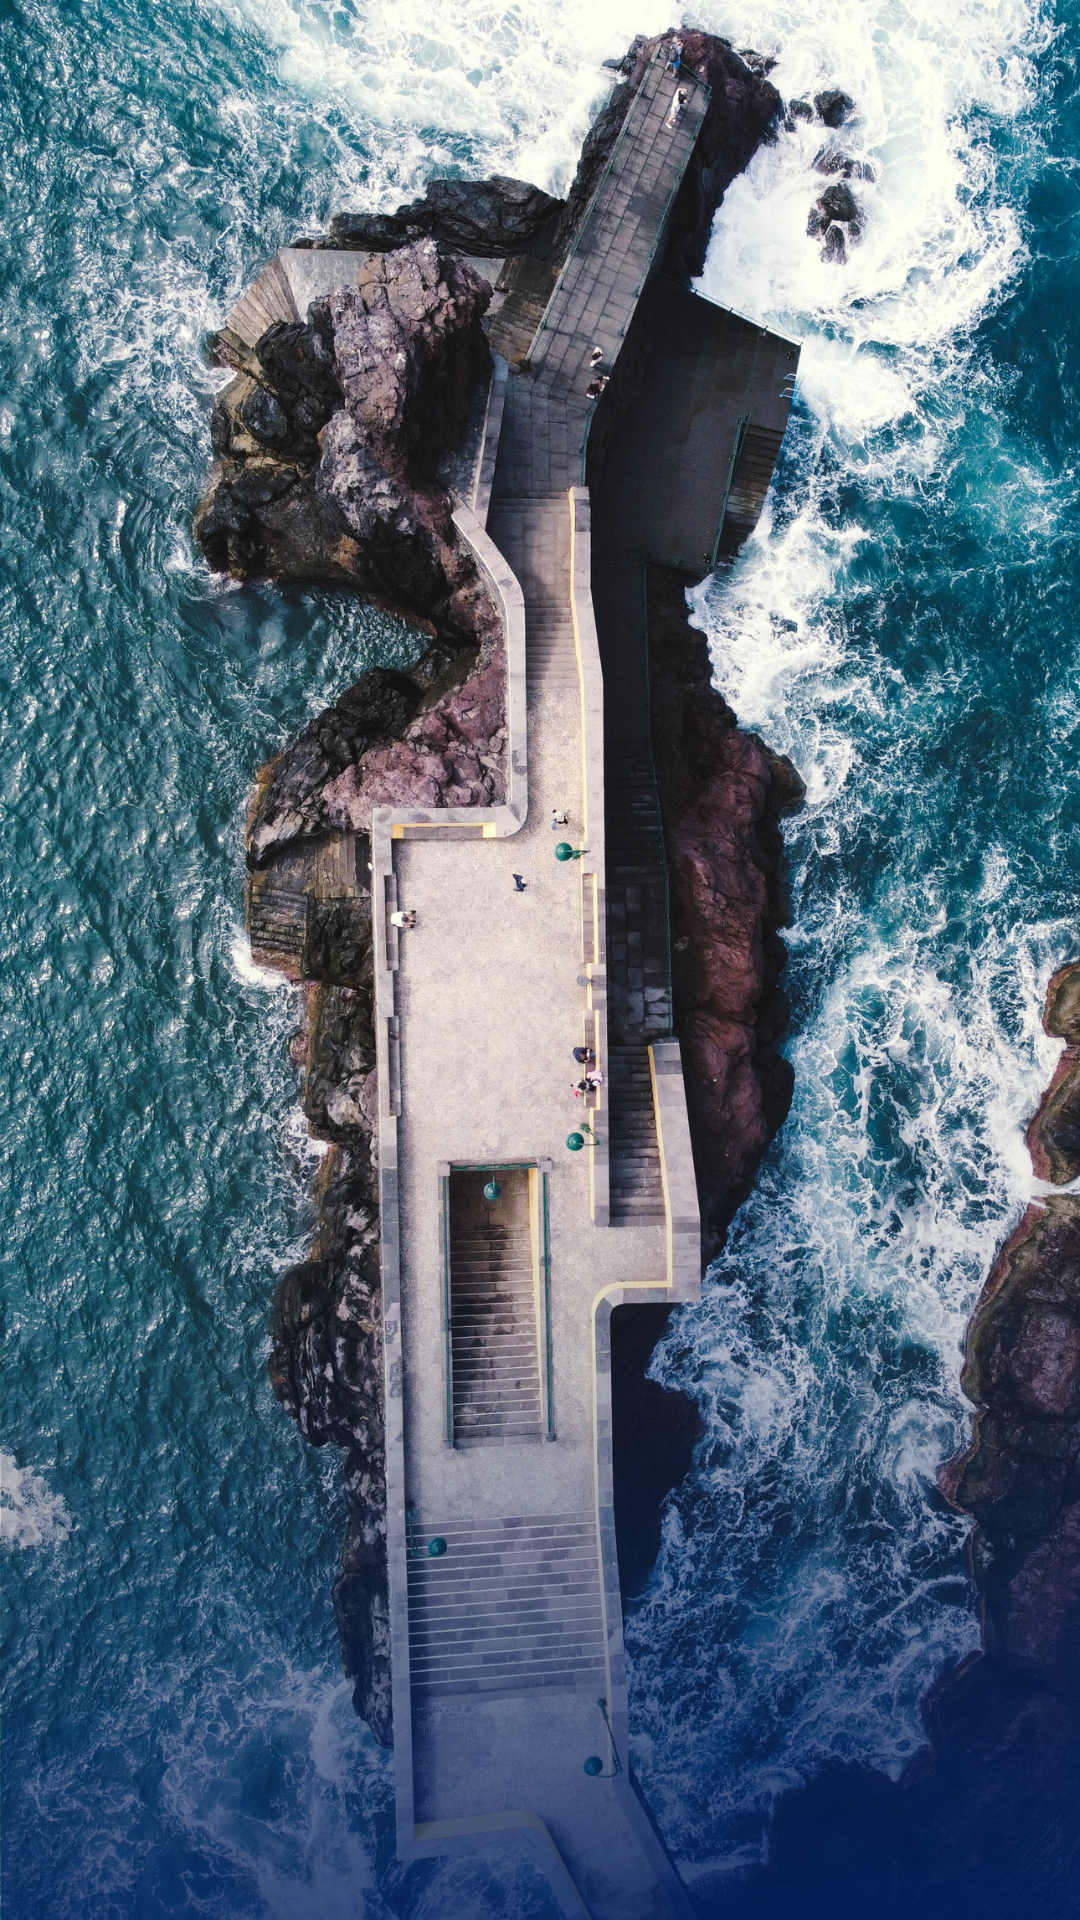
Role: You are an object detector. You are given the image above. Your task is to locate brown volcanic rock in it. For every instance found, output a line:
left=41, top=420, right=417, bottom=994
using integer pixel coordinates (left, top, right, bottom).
left=960, top=1198, right=1080, bottom=1421
left=323, top=246, right=491, bottom=482
left=323, top=644, right=507, bottom=829
left=648, top=569, right=803, bottom=1259
left=1028, top=962, right=1080, bottom=1185
left=940, top=996, right=1080, bottom=1729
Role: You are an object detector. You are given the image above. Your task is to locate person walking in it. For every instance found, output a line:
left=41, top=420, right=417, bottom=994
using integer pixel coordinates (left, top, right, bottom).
left=666, top=86, right=688, bottom=129
left=512, top=873, right=527, bottom=892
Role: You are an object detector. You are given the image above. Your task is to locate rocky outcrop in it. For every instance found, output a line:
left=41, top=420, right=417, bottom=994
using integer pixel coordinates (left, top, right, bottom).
left=247, top=637, right=506, bottom=870
left=319, top=175, right=562, bottom=258
left=647, top=568, right=804, bottom=1262
left=942, top=968, right=1080, bottom=1711
left=1027, top=963, right=1080, bottom=1185
left=268, top=1068, right=391, bottom=1741
left=196, top=241, right=495, bottom=633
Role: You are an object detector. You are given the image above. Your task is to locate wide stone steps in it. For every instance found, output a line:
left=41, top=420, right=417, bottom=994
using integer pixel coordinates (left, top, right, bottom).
left=719, top=422, right=787, bottom=557
left=449, top=1218, right=543, bottom=1446
left=487, top=255, right=558, bottom=367
left=606, top=1044, right=665, bottom=1222
left=225, top=253, right=299, bottom=351
left=246, top=883, right=308, bottom=965
left=407, top=1513, right=607, bottom=1699
left=486, top=495, right=578, bottom=685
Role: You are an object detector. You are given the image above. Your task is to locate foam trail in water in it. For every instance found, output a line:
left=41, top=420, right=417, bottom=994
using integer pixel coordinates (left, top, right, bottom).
left=0, top=1454, right=73, bottom=1549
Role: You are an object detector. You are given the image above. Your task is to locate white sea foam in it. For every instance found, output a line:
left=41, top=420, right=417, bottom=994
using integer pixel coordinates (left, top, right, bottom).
left=229, top=928, right=296, bottom=990
left=0, top=1453, right=72, bottom=1549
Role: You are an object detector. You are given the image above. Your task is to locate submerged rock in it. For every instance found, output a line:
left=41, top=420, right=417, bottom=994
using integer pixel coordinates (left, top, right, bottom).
left=814, top=87, right=855, bottom=127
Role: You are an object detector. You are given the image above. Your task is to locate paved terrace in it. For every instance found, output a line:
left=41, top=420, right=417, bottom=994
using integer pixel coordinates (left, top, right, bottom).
left=373, top=47, right=708, bottom=1920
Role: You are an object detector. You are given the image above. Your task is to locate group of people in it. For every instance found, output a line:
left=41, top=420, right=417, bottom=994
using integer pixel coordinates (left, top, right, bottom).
left=666, top=38, right=690, bottom=128
left=572, top=1045, right=603, bottom=1101
left=585, top=343, right=609, bottom=402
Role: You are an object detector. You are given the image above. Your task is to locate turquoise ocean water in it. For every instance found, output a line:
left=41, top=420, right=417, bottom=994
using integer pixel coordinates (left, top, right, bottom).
left=2, top=0, right=1078, bottom=1912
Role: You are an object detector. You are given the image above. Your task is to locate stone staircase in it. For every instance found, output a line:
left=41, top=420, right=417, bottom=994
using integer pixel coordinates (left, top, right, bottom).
left=487, top=255, right=558, bottom=366
left=407, top=1513, right=607, bottom=1701
left=246, top=880, right=308, bottom=974
left=605, top=746, right=671, bottom=1043
left=448, top=1175, right=544, bottom=1447
left=606, top=1045, right=665, bottom=1223
left=718, top=421, right=786, bottom=559
left=487, top=497, right=577, bottom=686
left=603, top=746, right=669, bottom=1224
left=224, top=255, right=298, bottom=350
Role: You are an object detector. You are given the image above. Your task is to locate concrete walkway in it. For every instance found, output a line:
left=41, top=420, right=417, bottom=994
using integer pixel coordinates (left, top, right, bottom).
left=376, top=45, right=709, bottom=1920
left=223, top=30, right=801, bottom=1913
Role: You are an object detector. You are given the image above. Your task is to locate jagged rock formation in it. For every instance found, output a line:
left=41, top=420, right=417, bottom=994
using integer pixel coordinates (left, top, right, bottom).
left=319, top=175, right=562, bottom=258
left=785, top=86, right=870, bottom=264
left=943, top=962, right=1080, bottom=1705
left=1027, top=963, right=1080, bottom=1185
left=196, top=241, right=494, bottom=633
left=648, top=569, right=804, bottom=1261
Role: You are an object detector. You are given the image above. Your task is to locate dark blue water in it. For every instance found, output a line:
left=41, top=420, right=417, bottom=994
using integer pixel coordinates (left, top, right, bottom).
left=2, top=0, right=1078, bottom=1912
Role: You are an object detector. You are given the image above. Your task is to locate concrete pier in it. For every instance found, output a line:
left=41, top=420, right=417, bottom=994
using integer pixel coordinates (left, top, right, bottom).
left=370, top=47, right=797, bottom=1917
left=232, top=38, right=799, bottom=1916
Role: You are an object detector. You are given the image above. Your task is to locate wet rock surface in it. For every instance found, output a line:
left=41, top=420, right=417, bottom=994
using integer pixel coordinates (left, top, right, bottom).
left=647, top=568, right=803, bottom=1262
left=1027, top=962, right=1080, bottom=1185
left=320, top=174, right=562, bottom=258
